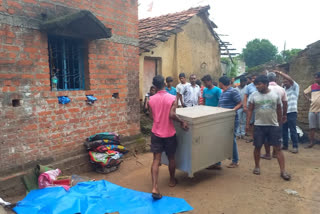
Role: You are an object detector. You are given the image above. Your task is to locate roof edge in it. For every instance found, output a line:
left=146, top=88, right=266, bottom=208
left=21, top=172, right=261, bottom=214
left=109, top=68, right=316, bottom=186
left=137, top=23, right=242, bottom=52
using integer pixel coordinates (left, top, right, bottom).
left=139, top=5, right=210, bottom=21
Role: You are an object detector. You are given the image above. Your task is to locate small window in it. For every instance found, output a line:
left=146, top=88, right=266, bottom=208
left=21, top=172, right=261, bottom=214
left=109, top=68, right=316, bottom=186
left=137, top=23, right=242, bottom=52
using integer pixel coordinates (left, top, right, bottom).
left=48, top=35, right=87, bottom=90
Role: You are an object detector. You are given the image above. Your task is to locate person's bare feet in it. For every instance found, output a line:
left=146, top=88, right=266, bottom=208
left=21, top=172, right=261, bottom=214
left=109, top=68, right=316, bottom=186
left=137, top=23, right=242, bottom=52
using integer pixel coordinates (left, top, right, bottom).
left=152, top=187, right=160, bottom=194
left=168, top=178, right=178, bottom=187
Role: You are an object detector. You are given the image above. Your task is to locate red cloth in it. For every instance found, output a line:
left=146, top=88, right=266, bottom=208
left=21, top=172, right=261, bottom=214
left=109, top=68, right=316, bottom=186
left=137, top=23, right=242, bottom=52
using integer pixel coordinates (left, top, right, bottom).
left=199, top=86, right=204, bottom=105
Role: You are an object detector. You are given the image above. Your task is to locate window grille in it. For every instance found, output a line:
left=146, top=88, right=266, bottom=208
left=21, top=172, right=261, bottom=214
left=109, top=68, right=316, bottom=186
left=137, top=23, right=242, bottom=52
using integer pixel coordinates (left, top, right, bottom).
left=48, top=35, right=86, bottom=90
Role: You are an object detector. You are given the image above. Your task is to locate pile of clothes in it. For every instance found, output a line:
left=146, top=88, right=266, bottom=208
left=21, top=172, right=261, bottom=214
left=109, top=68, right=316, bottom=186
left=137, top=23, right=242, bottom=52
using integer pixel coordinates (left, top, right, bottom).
left=22, top=165, right=91, bottom=193
left=84, top=132, right=128, bottom=174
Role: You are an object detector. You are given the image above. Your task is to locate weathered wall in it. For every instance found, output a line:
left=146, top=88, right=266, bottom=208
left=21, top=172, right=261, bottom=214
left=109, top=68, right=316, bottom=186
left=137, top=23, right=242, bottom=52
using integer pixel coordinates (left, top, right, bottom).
left=0, top=0, right=140, bottom=178
left=139, top=35, right=176, bottom=98
left=287, top=41, right=320, bottom=126
left=139, top=15, right=222, bottom=99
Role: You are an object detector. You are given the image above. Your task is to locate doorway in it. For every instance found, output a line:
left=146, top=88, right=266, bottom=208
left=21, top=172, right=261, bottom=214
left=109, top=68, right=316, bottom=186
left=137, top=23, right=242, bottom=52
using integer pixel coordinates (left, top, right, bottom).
left=143, top=57, right=161, bottom=96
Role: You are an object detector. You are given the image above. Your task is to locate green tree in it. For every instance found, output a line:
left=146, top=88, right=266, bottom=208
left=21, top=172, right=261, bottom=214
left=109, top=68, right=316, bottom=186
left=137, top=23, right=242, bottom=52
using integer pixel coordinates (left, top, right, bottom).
left=221, top=57, right=240, bottom=78
left=281, top=49, right=302, bottom=62
left=242, top=39, right=278, bottom=68
left=275, top=48, right=302, bottom=64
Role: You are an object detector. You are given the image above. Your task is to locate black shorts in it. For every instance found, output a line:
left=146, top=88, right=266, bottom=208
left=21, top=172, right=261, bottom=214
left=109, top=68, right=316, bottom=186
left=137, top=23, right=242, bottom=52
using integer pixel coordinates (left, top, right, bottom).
left=253, top=126, right=282, bottom=148
left=151, top=133, right=177, bottom=156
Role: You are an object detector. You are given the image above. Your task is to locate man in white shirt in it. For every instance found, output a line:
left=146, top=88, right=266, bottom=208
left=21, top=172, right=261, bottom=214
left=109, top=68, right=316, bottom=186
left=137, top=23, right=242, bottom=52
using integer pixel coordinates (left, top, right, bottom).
left=176, top=73, right=190, bottom=107
left=261, top=72, right=288, bottom=160
left=181, top=74, right=201, bottom=107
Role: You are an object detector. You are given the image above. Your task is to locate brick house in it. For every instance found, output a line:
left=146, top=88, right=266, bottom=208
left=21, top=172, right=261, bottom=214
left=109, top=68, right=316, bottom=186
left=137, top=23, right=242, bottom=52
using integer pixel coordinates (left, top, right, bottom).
left=0, top=0, right=141, bottom=195
left=138, top=6, right=222, bottom=99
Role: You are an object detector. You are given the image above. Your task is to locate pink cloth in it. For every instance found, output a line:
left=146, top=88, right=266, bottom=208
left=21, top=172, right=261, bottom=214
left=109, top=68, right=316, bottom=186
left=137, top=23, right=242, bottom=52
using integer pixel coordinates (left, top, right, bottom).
left=149, top=90, right=176, bottom=138
left=269, top=82, right=288, bottom=102
left=38, top=169, right=70, bottom=191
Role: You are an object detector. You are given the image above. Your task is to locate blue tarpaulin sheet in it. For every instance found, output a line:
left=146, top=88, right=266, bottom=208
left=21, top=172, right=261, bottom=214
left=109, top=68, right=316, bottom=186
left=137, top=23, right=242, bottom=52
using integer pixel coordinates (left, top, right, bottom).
left=14, top=180, right=193, bottom=214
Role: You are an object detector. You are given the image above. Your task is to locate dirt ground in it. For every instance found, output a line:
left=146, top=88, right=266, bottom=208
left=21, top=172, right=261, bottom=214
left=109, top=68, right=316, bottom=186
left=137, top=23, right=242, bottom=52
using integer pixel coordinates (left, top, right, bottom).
left=6, top=139, right=320, bottom=214
left=82, top=138, right=320, bottom=214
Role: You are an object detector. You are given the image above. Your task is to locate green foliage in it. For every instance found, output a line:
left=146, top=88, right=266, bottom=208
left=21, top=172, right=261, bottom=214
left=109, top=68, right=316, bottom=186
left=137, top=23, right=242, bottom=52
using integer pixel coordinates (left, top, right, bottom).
left=220, top=57, right=231, bottom=65
left=243, top=39, right=278, bottom=68
left=274, top=48, right=302, bottom=64
left=221, top=57, right=240, bottom=78
left=282, top=49, right=302, bottom=63
left=246, top=64, right=265, bottom=74
left=228, top=60, right=238, bottom=78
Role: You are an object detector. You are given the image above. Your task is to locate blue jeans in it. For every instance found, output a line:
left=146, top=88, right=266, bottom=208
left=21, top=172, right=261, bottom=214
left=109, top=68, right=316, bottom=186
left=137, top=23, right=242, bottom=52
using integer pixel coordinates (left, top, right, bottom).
left=236, top=108, right=246, bottom=136
left=217, top=118, right=239, bottom=165
left=232, top=118, right=239, bottom=163
left=282, top=112, right=299, bottom=148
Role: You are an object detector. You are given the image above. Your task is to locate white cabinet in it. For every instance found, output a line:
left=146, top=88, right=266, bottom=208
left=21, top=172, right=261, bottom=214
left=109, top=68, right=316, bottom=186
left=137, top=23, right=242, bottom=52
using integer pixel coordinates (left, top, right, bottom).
left=161, top=106, right=235, bottom=177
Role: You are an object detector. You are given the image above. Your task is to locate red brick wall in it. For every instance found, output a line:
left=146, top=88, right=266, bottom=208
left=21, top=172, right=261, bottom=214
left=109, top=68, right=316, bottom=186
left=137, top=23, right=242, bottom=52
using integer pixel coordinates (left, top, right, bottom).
left=0, top=0, right=140, bottom=175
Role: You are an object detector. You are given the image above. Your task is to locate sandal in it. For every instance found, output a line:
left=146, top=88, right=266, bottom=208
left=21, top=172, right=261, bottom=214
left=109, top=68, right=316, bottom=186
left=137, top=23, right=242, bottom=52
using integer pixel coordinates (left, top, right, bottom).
left=246, top=139, right=253, bottom=143
left=152, top=192, right=163, bottom=200
left=206, top=164, right=222, bottom=170
left=253, top=168, right=260, bottom=175
left=260, top=154, right=272, bottom=160
left=304, top=143, right=315, bottom=149
left=227, top=162, right=239, bottom=168
left=281, top=172, right=291, bottom=181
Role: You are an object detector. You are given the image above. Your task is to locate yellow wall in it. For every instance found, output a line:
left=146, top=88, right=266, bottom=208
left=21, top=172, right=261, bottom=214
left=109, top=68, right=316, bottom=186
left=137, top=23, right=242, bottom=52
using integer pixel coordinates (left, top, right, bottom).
left=139, top=15, right=222, bottom=99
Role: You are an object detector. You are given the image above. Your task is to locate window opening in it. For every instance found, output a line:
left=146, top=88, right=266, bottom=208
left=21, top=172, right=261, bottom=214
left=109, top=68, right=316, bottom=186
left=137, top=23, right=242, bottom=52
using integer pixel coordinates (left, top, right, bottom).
left=12, top=99, right=21, bottom=107
left=48, top=35, right=86, bottom=90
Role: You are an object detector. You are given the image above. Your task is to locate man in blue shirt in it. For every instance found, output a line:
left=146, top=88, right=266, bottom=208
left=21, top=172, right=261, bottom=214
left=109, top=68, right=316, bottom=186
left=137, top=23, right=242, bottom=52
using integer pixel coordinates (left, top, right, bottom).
left=165, top=76, right=177, bottom=96
left=218, top=76, right=242, bottom=168
left=201, top=75, right=221, bottom=107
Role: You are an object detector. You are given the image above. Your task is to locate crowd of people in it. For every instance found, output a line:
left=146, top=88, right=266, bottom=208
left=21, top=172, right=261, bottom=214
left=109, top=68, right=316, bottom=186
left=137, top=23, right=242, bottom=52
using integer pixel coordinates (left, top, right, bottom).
left=145, top=70, right=319, bottom=199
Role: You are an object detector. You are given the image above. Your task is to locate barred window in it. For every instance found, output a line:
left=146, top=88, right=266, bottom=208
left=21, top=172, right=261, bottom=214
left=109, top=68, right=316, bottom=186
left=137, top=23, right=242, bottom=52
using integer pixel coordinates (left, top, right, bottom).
left=48, top=35, right=87, bottom=90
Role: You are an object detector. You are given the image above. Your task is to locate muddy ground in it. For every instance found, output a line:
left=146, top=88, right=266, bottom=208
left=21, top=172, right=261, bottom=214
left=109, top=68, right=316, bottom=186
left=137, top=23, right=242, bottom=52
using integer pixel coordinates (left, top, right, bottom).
left=6, top=139, right=320, bottom=214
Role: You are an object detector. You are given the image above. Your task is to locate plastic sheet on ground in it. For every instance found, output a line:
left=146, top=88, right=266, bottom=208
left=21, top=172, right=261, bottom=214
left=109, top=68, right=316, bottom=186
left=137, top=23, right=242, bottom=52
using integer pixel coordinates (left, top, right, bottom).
left=13, top=180, right=193, bottom=214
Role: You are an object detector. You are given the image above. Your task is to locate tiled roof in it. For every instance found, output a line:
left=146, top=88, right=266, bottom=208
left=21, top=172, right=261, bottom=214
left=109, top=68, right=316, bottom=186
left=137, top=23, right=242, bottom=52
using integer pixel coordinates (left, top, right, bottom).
left=139, top=5, right=217, bottom=54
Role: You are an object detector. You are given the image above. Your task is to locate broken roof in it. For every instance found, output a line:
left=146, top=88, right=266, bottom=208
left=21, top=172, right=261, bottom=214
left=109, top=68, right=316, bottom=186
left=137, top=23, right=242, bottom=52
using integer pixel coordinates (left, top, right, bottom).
left=139, top=5, right=217, bottom=54
left=41, top=10, right=112, bottom=40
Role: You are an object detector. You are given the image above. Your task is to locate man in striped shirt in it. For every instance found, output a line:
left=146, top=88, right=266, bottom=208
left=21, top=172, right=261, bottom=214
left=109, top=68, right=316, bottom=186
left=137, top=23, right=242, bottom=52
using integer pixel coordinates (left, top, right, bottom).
left=218, top=76, right=242, bottom=168
left=274, top=70, right=300, bottom=153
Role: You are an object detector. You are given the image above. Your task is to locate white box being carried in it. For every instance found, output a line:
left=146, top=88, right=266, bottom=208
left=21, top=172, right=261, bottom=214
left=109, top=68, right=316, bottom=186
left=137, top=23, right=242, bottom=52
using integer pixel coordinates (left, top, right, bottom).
left=161, top=105, right=235, bottom=177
